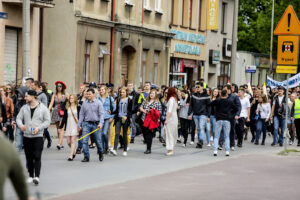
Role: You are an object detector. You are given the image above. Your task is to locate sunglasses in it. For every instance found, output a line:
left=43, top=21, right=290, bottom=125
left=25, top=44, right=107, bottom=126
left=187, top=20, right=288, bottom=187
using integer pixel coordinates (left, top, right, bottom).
left=196, top=86, right=200, bottom=88
left=57, top=85, right=62, bottom=88
left=6, top=88, right=11, bottom=90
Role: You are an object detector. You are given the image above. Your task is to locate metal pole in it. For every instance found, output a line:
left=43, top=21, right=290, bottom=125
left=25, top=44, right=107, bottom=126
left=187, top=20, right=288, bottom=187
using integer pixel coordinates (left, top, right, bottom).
left=230, top=0, right=239, bottom=83
left=22, top=0, right=31, bottom=79
left=270, top=0, right=275, bottom=78
left=284, top=74, right=290, bottom=151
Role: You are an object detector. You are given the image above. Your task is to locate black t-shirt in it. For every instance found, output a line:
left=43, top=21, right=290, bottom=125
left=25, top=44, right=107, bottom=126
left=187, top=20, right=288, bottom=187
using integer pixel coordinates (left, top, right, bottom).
left=30, top=107, right=37, bottom=119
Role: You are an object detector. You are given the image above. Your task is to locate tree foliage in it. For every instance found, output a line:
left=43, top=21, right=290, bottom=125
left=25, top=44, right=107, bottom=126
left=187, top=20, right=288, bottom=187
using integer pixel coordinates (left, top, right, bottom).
left=238, top=0, right=300, bottom=55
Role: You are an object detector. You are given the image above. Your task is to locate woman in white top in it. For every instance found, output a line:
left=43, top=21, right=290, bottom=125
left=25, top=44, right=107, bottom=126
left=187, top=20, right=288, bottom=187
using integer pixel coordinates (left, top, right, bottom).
left=164, top=87, right=178, bottom=156
left=255, top=94, right=271, bottom=145
left=60, top=95, right=79, bottom=161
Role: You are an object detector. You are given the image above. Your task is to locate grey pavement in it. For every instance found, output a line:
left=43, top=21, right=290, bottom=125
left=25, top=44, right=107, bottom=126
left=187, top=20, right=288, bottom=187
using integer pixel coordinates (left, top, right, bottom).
left=4, top=125, right=300, bottom=200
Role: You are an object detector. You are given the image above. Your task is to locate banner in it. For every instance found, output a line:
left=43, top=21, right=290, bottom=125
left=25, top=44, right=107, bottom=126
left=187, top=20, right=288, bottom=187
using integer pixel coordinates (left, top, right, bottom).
left=267, top=73, right=300, bottom=88
left=207, top=0, right=219, bottom=30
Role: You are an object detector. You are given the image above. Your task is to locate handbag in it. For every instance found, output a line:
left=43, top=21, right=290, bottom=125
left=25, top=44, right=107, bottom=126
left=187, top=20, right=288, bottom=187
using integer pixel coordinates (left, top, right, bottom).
left=70, top=107, right=82, bottom=136
left=58, top=96, right=65, bottom=117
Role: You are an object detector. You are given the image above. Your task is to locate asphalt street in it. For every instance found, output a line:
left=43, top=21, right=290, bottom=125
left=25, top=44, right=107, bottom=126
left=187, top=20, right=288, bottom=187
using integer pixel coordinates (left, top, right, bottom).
left=4, top=125, right=300, bottom=200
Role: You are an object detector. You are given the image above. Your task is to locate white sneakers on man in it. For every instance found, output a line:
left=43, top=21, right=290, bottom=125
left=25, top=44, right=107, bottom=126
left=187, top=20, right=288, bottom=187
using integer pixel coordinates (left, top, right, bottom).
left=213, top=150, right=218, bottom=156
left=26, top=177, right=33, bottom=183
left=226, top=151, right=230, bottom=156
left=111, top=150, right=117, bottom=156
left=123, top=151, right=127, bottom=156
left=33, top=177, right=40, bottom=185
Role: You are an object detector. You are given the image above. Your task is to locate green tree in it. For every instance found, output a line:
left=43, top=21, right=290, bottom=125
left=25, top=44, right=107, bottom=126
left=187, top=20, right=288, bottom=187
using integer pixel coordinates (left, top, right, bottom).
left=238, top=0, right=300, bottom=55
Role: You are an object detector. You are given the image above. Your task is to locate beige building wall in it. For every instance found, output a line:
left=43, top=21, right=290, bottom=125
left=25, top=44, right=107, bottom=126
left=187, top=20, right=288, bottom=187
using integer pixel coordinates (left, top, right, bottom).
left=0, top=2, right=42, bottom=85
left=76, top=0, right=112, bottom=21
left=42, top=0, right=78, bottom=93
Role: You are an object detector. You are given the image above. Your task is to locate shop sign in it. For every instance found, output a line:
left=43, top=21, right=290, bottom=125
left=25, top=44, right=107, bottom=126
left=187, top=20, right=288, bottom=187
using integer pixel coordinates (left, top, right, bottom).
left=209, top=50, right=220, bottom=64
left=174, top=43, right=201, bottom=55
left=207, top=0, right=219, bottom=30
left=170, top=29, right=205, bottom=44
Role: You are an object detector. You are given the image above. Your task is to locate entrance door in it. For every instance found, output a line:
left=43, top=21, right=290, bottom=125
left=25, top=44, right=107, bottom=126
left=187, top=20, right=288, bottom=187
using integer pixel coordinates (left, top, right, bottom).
left=4, top=28, right=18, bottom=85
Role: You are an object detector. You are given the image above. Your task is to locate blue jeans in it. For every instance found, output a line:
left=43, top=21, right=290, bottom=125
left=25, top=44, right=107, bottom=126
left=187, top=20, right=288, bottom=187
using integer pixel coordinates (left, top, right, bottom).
left=193, top=115, right=208, bottom=144
left=214, top=120, right=231, bottom=151
left=273, top=116, right=286, bottom=144
left=82, top=122, right=103, bottom=159
left=255, top=119, right=267, bottom=143
left=210, top=115, right=216, bottom=138
left=15, top=127, right=24, bottom=152
left=99, top=119, right=111, bottom=150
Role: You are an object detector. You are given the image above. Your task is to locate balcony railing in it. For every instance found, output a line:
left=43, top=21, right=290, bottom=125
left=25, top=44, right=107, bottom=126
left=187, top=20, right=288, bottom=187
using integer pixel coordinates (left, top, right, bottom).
left=2, top=0, right=55, bottom=8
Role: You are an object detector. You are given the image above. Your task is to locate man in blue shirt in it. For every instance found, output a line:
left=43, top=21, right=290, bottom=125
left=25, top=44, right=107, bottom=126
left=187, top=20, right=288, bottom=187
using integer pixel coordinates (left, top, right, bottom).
left=78, top=89, right=104, bottom=162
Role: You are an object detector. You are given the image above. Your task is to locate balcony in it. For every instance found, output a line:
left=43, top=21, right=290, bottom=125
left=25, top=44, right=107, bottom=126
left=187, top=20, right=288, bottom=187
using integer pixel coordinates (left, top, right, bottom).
left=2, top=0, right=55, bottom=8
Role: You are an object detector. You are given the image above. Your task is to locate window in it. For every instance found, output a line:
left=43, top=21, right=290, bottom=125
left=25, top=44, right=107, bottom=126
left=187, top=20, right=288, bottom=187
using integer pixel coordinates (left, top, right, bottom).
left=198, top=0, right=202, bottom=30
left=84, top=41, right=92, bottom=83
left=98, top=43, right=109, bottom=84
left=189, top=0, right=192, bottom=27
left=144, top=0, right=149, bottom=8
left=171, top=0, right=179, bottom=25
left=182, top=0, right=189, bottom=27
left=141, top=50, right=147, bottom=85
left=221, top=2, right=227, bottom=33
left=153, top=51, right=159, bottom=84
left=155, top=0, right=161, bottom=11
left=217, top=62, right=230, bottom=87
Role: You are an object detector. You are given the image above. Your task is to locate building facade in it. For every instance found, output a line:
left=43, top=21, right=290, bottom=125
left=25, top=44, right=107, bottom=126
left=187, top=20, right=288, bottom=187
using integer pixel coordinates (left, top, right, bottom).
left=42, top=0, right=173, bottom=93
left=236, top=51, right=285, bottom=86
left=0, top=0, right=54, bottom=85
left=204, top=0, right=235, bottom=88
left=169, top=0, right=207, bottom=88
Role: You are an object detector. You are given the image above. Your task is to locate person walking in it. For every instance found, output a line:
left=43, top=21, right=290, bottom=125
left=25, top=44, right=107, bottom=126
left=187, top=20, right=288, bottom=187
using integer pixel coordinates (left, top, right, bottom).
left=16, top=90, right=51, bottom=185
left=98, top=85, right=116, bottom=154
left=12, top=86, right=29, bottom=152
left=164, top=87, right=178, bottom=156
left=127, top=82, right=139, bottom=143
left=210, top=88, right=219, bottom=143
left=78, top=88, right=104, bottom=162
left=140, top=89, right=162, bottom=154
left=76, top=88, right=88, bottom=154
left=0, top=137, right=30, bottom=200
left=255, top=94, right=271, bottom=145
left=179, top=90, right=192, bottom=147
left=291, top=91, right=300, bottom=146
left=223, top=85, right=241, bottom=151
left=270, top=86, right=289, bottom=146
left=1, top=86, right=13, bottom=142
left=188, top=82, right=211, bottom=149
left=210, top=90, right=238, bottom=156
left=111, top=87, right=132, bottom=156
left=48, top=81, right=69, bottom=150
left=236, top=89, right=250, bottom=148
left=41, top=82, right=52, bottom=148
left=60, top=95, right=80, bottom=161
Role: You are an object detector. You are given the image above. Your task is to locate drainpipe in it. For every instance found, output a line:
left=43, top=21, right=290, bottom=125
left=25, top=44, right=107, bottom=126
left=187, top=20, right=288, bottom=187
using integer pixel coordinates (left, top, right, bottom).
left=110, top=0, right=115, bottom=83
left=142, top=0, right=144, bottom=26
left=22, top=0, right=31, bottom=79
left=38, top=8, right=44, bottom=81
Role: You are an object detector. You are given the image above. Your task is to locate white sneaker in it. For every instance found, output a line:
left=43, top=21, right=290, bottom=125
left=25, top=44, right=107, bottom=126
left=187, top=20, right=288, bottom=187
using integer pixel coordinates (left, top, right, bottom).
left=207, top=143, right=211, bottom=147
left=182, top=144, right=186, bottom=147
left=190, top=141, right=194, bottom=145
left=210, top=136, right=214, bottom=142
left=111, top=150, right=117, bottom=156
left=213, top=150, right=217, bottom=156
left=289, top=141, right=294, bottom=145
left=226, top=151, right=230, bottom=156
left=127, top=147, right=130, bottom=151
left=33, top=177, right=39, bottom=185
left=231, top=147, right=235, bottom=151
left=123, top=151, right=127, bottom=156
left=26, top=177, right=33, bottom=183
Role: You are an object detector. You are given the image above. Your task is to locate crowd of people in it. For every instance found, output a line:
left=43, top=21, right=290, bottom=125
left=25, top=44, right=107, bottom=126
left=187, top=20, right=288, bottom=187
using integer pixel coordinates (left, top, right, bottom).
left=1, top=78, right=300, bottom=187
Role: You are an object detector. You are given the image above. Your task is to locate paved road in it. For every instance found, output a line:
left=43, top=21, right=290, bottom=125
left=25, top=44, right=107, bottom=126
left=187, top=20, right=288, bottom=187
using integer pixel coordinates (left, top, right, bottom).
left=4, top=126, right=300, bottom=200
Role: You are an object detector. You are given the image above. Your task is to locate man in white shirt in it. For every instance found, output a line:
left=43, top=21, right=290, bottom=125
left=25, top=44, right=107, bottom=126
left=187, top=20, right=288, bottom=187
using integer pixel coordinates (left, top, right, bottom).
left=236, top=89, right=250, bottom=147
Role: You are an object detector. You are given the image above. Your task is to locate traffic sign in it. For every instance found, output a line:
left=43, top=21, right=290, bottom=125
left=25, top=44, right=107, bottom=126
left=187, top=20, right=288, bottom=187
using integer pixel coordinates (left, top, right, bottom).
left=0, top=12, right=8, bottom=19
left=277, top=35, right=299, bottom=65
left=245, top=65, right=256, bottom=73
left=276, top=65, right=297, bottom=74
left=274, top=5, right=300, bottom=35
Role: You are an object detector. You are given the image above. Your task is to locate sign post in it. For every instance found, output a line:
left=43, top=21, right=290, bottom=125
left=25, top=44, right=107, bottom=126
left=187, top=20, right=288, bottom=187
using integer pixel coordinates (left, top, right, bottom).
left=274, top=5, right=300, bottom=151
